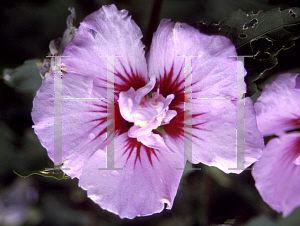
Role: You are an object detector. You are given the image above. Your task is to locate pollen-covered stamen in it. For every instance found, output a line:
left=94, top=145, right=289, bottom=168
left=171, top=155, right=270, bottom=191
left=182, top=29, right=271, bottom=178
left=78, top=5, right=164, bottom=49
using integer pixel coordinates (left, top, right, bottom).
left=118, top=77, right=177, bottom=151
left=129, top=88, right=176, bottom=137
left=134, top=119, right=150, bottom=128
left=132, top=91, right=174, bottom=130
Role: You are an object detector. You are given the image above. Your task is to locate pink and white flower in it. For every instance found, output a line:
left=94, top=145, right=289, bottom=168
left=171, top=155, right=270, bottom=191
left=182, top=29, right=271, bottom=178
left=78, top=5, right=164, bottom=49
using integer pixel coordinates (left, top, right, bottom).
left=32, top=4, right=263, bottom=218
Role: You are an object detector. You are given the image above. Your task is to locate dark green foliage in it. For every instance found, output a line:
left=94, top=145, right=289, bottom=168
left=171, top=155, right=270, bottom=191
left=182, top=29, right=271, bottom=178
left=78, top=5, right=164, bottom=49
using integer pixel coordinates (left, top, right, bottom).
left=193, top=7, right=300, bottom=96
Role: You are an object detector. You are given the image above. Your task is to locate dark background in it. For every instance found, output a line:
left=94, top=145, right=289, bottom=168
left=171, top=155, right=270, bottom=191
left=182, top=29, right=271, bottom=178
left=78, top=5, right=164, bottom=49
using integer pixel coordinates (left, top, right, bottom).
left=1, top=0, right=300, bottom=225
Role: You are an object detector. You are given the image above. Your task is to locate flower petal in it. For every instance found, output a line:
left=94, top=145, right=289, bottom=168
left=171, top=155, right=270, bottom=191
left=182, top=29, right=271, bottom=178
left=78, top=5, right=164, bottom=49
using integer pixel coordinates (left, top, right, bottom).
left=128, top=123, right=155, bottom=137
left=147, top=19, right=263, bottom=173
left=147, top=19, right=239, bottom=105
left=62, top=4, right=148, bottom=93
left=252, top=133, right=300, bottom=217
left=138, top=133, right=172, bottom=153
left=79, top=133, right=184, bottom=219
left=32, top=73, right=109, bottom=178
left=255, top=73, right=300, bottom=136
left=118, top=87, right=136, bottom=122
left=132, top=93, right=174, bottom=121
left=162, top=110, right=177, bottom=124
left=162, top=98, right=263, bottom=173
left=119, top=77, right=156, bottom=122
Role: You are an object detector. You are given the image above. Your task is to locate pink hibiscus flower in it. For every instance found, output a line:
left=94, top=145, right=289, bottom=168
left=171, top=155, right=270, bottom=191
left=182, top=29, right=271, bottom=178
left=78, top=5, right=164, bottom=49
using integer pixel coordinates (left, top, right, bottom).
left=32, top=4, right=263, bottom=218
left=253, top=73, right=300, bottom=217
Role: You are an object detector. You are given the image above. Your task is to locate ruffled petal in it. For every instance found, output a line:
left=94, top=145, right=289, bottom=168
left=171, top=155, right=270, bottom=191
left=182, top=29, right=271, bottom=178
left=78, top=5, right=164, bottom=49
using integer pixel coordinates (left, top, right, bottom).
left=147, top=19, right=263, bottom=173
left=118, top=87, right=136, bottom=122
left=252, top=133, right=300, bottom=217
left=162, top=98, right=263, bottom=174
left=62, top=4, right=148, bottom=94
left=136, top=76, right=156, bottom=97
left=119, top=76, right=156, bottom=122
left=138, top=133, right=172, bottom=153
left=162, top=110, right=177, bottom=124
left=128, top=123, right=155, bottom=137
left=32, top=73, right=109, bottom=178
left=255, top=73, right=300, bottom=136
left=132, top=108, right=158, bottom=122
left=147, top=19, right=239, bottom=104
left=79, top=133, right=184, bottom=219
left=132, top=93, right=174, bottom=121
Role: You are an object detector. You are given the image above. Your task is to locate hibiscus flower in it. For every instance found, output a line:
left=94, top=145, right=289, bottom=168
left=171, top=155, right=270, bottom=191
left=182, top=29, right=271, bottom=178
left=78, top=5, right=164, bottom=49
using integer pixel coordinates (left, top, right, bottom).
left=253, top=73, right=300, bottom=217
left=32, top=4, right=263, bottom=218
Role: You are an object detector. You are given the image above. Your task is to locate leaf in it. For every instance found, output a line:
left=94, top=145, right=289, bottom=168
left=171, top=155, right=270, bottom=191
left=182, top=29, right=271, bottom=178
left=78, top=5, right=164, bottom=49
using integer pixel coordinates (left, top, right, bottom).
left=13, top=169, right=70, bottom=180
left=2, top=59, right=43, bottom=95
left=13, top=160, right=71, bottom=180
left=193, top=7, right=300, bottom=96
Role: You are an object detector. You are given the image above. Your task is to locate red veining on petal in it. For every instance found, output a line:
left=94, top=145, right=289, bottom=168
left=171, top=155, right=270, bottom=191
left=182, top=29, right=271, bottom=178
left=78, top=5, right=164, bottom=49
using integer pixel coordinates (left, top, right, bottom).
left=163, top=106, right=184, bottom=139
left=85, top=62, right=161, bottom=166
left=293, top=137, right=300, bottom=156
left=283, top=136, right=300, bottom=163
left=155, top=65, right=185, bottom=107
left=88, top=97, right=129, bottom=140
left=114, top=62, right=146, bottom=94
left=123, top=137, right=159, bottom=167
left=113, top=63, right=147, bottom=136
left=86, top=101, right=108, bottom=140
left=88, top=62, right=147, bottom=139
left=279, top=136, right=300, bottom=182
left=285, top=116, right=300, bottom=130
left=162, top=107, right=207, bottom=141
left=155, top=64, right=208, bottom=142
left=115, top=101, right=129, bottom=135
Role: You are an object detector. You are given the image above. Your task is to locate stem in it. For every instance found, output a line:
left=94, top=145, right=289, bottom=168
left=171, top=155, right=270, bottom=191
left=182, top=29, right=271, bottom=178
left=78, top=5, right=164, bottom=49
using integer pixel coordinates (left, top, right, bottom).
left=144, top=0, right=164, bottom=50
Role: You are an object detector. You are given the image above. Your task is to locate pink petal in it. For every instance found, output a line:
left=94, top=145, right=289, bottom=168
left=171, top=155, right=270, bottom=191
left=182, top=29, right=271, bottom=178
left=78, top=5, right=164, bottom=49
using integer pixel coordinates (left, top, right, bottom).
left=32, top=73, right=109, bottom=178
left=118, top=76, right=156, bottom=122
left=147, top=19, right=239, bottom=106
left=137, top=133, right=172, bottom=153
left=79, top=133, right=184, bottom=219
left=33, top=4, right=152, bottom=179
left=255, top=73, right=300, bottom=136
left=62, top=4, right=148, bottom=94
left=118, top=87, right=136, bottom=122
left=244, top=98, right=265, bottom=167
left=162, top=110, right=177, bottom=124
left=147, top=19, right=263, bottom=173
left=252, top=133, right=300, bottom=217
left=132, top=93, right=174, bottom=121
left=128, top=122, right=155, bottom=137
left=162, top=98, right=263, bottom=174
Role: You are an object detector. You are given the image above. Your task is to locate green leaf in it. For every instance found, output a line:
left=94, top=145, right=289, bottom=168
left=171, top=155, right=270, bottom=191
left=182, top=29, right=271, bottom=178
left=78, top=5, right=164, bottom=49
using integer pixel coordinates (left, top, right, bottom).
left=2, top=59, right=43, bottom=95
left=193, top=7, right=300, bottom=96
left=13, top=160, right=71, bottom=180
left=13, top=169, right=70, bottom=180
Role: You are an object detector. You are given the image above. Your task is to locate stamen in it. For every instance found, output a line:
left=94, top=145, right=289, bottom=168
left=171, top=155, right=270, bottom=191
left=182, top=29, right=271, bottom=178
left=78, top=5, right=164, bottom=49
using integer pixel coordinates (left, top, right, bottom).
left=134, top=119, right=150, bottom=128
left=119, top=78, right=176, bottom=143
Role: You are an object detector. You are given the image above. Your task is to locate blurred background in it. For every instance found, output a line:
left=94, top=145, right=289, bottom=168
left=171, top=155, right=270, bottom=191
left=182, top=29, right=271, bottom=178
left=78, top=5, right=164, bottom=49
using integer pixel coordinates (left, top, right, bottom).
left=1, top=0, right=300, bottom=225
